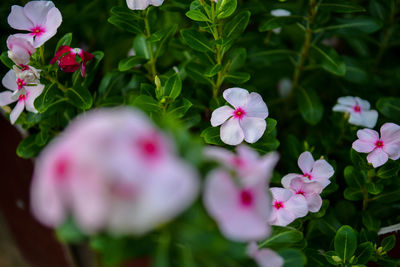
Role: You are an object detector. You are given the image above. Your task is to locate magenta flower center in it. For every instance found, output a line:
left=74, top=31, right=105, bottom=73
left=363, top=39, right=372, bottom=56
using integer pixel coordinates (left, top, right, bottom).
left=375, top=140, right=384, bottom=148
left=137, top=134, right=162, bottom=161
left=18, top=94, right=26, bottom=102
left=54, top=157, right=70, bottom=181
left=233, top=107, right=246, bottom=119
left=353, top=105, right=362, bottom=113
left=19, top=64, right=30, bottom=71
left=240, top=190, right=253, bottom=207
left=303, top=173, right=312, bottom=180
left=30, top=26, right=46, bottom=37
left=16, top=78, right=26, bottom=90
left=274, top=201, right=284, bottom=210
left=296, top=190, right=305, bottom=196
left=232, top=156, right=245, bottom=167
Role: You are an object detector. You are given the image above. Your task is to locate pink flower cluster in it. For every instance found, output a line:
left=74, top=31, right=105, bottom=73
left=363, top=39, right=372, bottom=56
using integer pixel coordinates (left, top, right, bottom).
left=333, top=96, right=378, bottom=128
left=30, top=108, right=199, bottom=235
left=270, top=151, right=334, bottom=226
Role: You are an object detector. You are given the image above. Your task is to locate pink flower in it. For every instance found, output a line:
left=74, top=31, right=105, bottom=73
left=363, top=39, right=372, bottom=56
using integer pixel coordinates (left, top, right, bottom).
left=333, top=96, right=378, bottom=128
left=0, top=69, right=43, bottom=124
left=286, top=177, right=323, bottom=213
left=352, top=123, right=400, bottom=168
left=281, top=151, right=334, bottom=189
left=204, top=144, right=279, bottom=187
left=211, top=88, right=269, bottom=146
left=7, top=35, right=36, bottom=65
left=7, top=1, right=62, bottom=48
left=126, top=0, right=164, bottom=10
left=30, top=108, right=199, bottom=234
left=247, top=242, right=284, bottom=267
left=269, top=187, right=308, bottom=226
left=204, top=169, right=272, bottom=241
left=50, top=46, right=94, bottom=77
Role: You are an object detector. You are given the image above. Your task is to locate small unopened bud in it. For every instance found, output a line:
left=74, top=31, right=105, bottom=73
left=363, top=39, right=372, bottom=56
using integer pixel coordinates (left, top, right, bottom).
left=154, top=75, right=163, bottom=99
left=332, top=256, right=342, bottom=263
left=349, top=255, right=355, bottom=263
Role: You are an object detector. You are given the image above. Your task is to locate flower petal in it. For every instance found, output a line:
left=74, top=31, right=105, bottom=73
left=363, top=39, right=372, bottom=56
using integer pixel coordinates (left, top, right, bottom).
left=270, top=187, right=292, bottom=202
left=10, top=100, right=25, bottom=124
left=210, top=105, right=234, bottom=126
left=245, top=92, right=268, bottom=119
left=247, top=243, right=284, bottom=267
left=0, top=91, right=15, bottom=106
left=203, top=146, right=235, bottom=167
left=32, top=7, right=62, bottom=48
left=352, top=140, right=376, bottom=153
left=150, top=0, right=164, bottom=6
left=270, top=208, right=295, bottom=226
left=337, top=96, right=356, bottom=107
left=2, top=70, right=18, bottom=91
left=332, top=104, right=352, bottom=113
left=367, top=149, right=388, bottom=168
left=361, top=110, right=378, bottom=128
left=357, top=128, right=379, bottom=142
left=126, top=0, right=151, bottom=10
left=285, top=194, right=308, bottom=218
left=223, top=87, right=249, bottom=109
left=384, top=143, right=400, bottom=160
left=281, top=173, right=302, bottom=189
left=306, top=193, right=322, bottom=213
left=240, top=117, right=266, bottom=143
left=7, top=5, right=34, bottom=30
left=220, top=117, right=244, bottom=146
left=25, top=84, right=44, bottom=113
left=355, top=97, right=370, bottom=110
left=311, top=159, right=334, bottom=180
left=381, top=123, right=400, bottom=145
left=23, top=1, right=55, bottom=26
left=298, top=151, right=314, bottom=174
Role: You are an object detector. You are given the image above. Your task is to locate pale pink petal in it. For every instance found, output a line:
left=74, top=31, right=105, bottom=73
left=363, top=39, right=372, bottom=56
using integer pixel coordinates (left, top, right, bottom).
left=150, top=0, right=164, bottom=6
left=311, top=159, right=334, bottom=180
left=281, top=173, right=302, bottom=189
left=203, top=146, right=235, bottom=167
left=245, top=92, right=269, bottom=119
left=360, top=110, right=378, bottom=128
left=367, top=148, right=389, bottom=168
left=2, top=70, right=18, bottom=91
left=285, top=194, right=308, bottom=218
left=306, top=193, right=322, bottom=213
left=220, top=117, right=244, bottom=146
left=210, top=105, right=234, bottom=126
left=355, top=97, right=370, bottom=110
left=23, top=1, right=55, bottom=26
left=32, top=8, right=62, bottom=48
left=126, top=0, right=151, bottom=10
left=288, top=177, right=304, bottom=192
left=270, top=208, right=295, bottom=226
left=236, top=144, right=260, bottom=163
left=7, top=5, right=34, bottom=30
left=332, top=104, right=352, bottom=113
left=223, top=87, right=249, bottom=109
left=7, top=35, right=36, bottom=65
left=0, top=91, right=15, bottom=106
left=384, top=143, right=400, bottom=160
left=298, top=151, right=314, bottom=174
left=357, top=128, right=379, bottom=142
left=240, top=117, right=266, bottom=143
left=337, top=96, right=356, bottom=107
left=352, top=140, right=376, bottom=153
left=10, top=100, right=25, bottom=124
left=270, top=187, right=292, bottom=202
left=247, top=243, right=284, bottom=267
left=381, top=123, right=400, bottom=145
left=302, top=180, right=323, bottom=195
left=25, top=84, right=44, bottom=113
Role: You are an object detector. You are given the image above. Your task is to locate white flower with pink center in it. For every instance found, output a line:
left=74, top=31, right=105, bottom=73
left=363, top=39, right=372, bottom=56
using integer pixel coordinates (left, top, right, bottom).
left=352, top=123, right=400, bottom=168
left=286, top=177, right=323, bottom=213
left=247, top=242, right=284, bottom=267
left=333, top=96, right=378, bottom=128
left=204, top=169, right=272, bottom=241
left=281, top=151, right=334, bottom=190
left=126, top=0, right=164, bottom=10
left=0, top=69, right=43, bottom=124
left=204, top=144, right=279, bottom=187
left=7, top=1, right=62, bottom=48
left=269, top=187, right=308, bottom=226
left=13, top=65, right=41, bottom=85
left=30, top=108, right=199, bottom=235
left=7, top=34, right=36, bottom=65
left=211, top=88, right=269, bottom=146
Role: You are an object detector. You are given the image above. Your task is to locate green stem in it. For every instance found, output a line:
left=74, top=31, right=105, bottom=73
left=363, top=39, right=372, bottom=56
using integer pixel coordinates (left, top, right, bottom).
left=144, top=9, right=157, bottom=80
left=39, top=46, right=45, bottom=65
left=41, top=71, right=68, bottom=92
left=211, top=1, right=224, bottom=99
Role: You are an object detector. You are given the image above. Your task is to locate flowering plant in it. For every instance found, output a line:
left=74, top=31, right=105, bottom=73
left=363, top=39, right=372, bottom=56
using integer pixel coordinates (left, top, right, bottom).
left=1, top=0, right=400, bottom=266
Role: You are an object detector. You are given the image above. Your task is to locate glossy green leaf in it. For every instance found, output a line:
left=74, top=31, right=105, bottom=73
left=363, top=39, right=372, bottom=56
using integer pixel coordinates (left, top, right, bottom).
left=344, top=187, right=363, bottom=201
left=317, top=16, right=382, bottom=34
left=56, top=218, right=86, bottom=244
left=278, top=248, right=307, bottom=267
left=167, top=98, right=192, bottom=118
left=66, top=86, right=93, bottom=110
left=356, top=242, right=374, bottom=264
left=376, top=97, right=400, bottom=122
left=108, top=16, right=144, bottom=34
left=132, top=95, right=161, bottom=114
left=226, top=48, right=246, bottom=71
left=296, top=87, right=324, bottom=125
left=118, top=56, right=146, bottom=72
left=16, top=134, right=42, bottom=159
left=381, top=235, right=396, bottom=252
left=319, top=2, right=366, bottom=13
left=334, top=225, right=358, bottom=263
left=216, top=0, right=237, bottom=19
left=223, top=11, right=251, bottom=40
left=259, top=16, right=303, bottom=32
left=377, top=161, right=400, bottom=179
left=181, top=29, right=214, bottom=52
left=34, top=83, right=61, bottom=113
left=200, top=127, right=224, bottom=145
left=310, top=45, right=346, bottom=76
left=164, top=72, right=182, bottom=100
left=260, top=226, right=303, bottom=249
left=0, top=51, right=13, bottom=69
left=224, top=72, right=250, bottom=84
left=186, top=10, right=210, bottom=22
left=204, top=64, right=222, bottom=77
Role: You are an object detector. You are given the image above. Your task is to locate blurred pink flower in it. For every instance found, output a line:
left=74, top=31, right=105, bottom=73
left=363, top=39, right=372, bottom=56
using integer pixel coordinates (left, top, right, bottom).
left=0, top=69, right=43, bottom=124
left=333, top=96, right=378, bottom=128
left=269, top=187, right=308, bottom=226
left=204, top=169, right=272, bottom=242
left=352, top=123, right=400, bottom=168
left=204, top=144, right=279, bottom=187
left=247, top=242, right=284, bottom=267
left=126, top=0, right=164, bottom=10
left=281, top=151, right=334, bottom=189
left=30, top=108, right=199, bottom=234
left=7, top=1, right=62, bottom=48
left=211, top=88, right=269, bottom=145
left=50, top=46, right=94, bottom=77
left=7, top=35, right=36, bottom=65
left=286, top=177, right=323, bottom=213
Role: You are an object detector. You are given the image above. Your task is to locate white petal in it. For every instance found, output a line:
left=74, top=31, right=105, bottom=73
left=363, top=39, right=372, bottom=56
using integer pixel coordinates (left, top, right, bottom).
left=126, top=0, right=151, bottom=10
left=25, top=84, right=44, bottom=112
left=285, top=194, right=308, bottom=218
left=367, top=149, right=388, bottom=168
left=384, top=143, right=400, bottom=160
left=32, top=8, right=62, bottom=48
left=150, top=0, right=164, bottom=6
left=348, top=113, right=365, bottom=127
left=360, top=110, right=378, bottom=128
left=0, top=91, right=15, bottom=106
left=298, top=151, right=314, bottom=174
left=306, top=193, right=322, bottom=213
left=337, top=96, right=356, bottom=107
left=220, top=117, right=244, bottom=146
left=281, top=173, right=302, bottom=189
left=2, top=70, right=18, bottom=91
left=352, top=140, right=376, bottom=153
left=245, top=92, right=268, bottom=119
left=210, top=105, right=234, bottom=126
left=223, top=87, right=249, bottom=108
left=355, top=97, right=370, bottom=110
left=311, top=159, right=334, bottom=180
left=270, top=187, right=292, bottom=202
left=10, top=100, right=25, bottom=124
left=271, top=208, right=295, bottom=226
left=240, top=117, right=266, bottom=143
left=381, top=123, right=400, bottom=145
left=23, top=1, right=55, bottom=26
left=332, top=104, right=352, bottom=113
left=270, top=9, right=291, bottom=17
left=7, top=5, right=34, bottom=30
left=357, top=128, right=379, bottom=142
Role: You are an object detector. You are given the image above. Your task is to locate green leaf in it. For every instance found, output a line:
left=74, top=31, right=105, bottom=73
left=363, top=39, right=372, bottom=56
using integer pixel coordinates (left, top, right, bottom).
left=350, top=148, right=369, bottom=170
left=260, top=226, right=303, bottom=249
left=55, top=33, right=72, bottom=52
left=186, top=63, right=213, bottom=85
left=56, top=218, right=86, bottom=244
left=365, top=183, right=384, bottom=195
left=344, top=165, right=366, bottom=188
left=319, top=1, right=366, bottom=13
left=164, top=72, right=182, bottom=100
left=134, top=35, right=151, bottom=59
left=317, top=16, right=382, bottom=34
left=376, top=97, right=400, bottom=122
left=16, top=135, right=42, bottom=159
left=132, top=95, right=161, bottom=114
left=153, top=232, right=170, bottom=267
left=224, top=72, right=250, bottom=84
left=278, top=248, right=307, bottom=267
left=108, top=16, right=144, bottom=34
left=362, top=213, right=381, bottom=231
left=216, top=0, right=237, bottom=19
left=66, top=87, right=93, bottom=110
left=118, top=56, right=146, bottom=72
left=35, top=130, right=50, bottom=146
left=0, top=51, right=13, bottom=69
left=343, top=56, right=369, bottom=84
left=266, top=118, right=277, bottom=135
left=167, top=98, right=192, bottom=118
left=356, top=242, right=374, bottom=264
left=310, top=45, right=346, bottom=76
left=204, top=64, right=222, bottom=77
left=377, top=161, right=400, bottom=179
left=223, top=11, right=251, bottom=40
left=334, top=225, right=358, bottom=263
left=344, top=187, right=363, bottom=201
left=186, top=9, right=210, bottom=22
left=381, top=235, right=396, bottom=252
left=296, top=87, right=323, bottom=125
left=259, top=16, right=303, bottom=32
left=200, top=127, right=224, bottom=145
left=226, top=48, right=246, bottom=71
left=181, top=29, right=214, bottom=52
left=372, top=187, right=400, bottom=203
left=34, top=83, right=60, bottom=113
